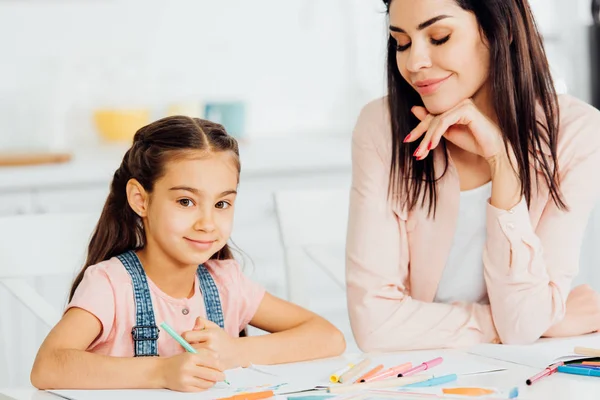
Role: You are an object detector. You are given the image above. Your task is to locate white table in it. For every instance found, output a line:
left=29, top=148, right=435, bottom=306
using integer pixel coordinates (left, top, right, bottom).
left=0, top=389, right=57, bottom=400
left=3, top=351, right=600, bottom=400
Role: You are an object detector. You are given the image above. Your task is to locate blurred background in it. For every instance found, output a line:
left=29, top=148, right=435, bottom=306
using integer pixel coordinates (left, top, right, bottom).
left=0, top=0, right=599, bottom=388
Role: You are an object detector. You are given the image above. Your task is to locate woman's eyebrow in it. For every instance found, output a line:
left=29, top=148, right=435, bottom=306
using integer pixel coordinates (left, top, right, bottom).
left=390, top=15, right=452, bottom=33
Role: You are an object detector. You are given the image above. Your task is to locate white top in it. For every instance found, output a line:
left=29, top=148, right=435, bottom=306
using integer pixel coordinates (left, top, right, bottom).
left=434, top=182, right=492, bottom=305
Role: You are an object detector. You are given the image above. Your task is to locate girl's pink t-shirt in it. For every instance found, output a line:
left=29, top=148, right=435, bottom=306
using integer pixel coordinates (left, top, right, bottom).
left=66, top=256, right=265, bottom=357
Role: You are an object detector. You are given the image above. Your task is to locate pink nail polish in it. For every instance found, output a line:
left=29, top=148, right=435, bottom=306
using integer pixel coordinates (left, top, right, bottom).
left=404, top=135, right=411, bottom=143
left=427, top=143, right=432, bottom=150
left=413, top=149, right=419, bottom=157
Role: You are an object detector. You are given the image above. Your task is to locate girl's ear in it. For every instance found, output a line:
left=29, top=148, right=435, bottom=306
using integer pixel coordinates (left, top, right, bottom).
left=126, top=178, right=149, bottom=217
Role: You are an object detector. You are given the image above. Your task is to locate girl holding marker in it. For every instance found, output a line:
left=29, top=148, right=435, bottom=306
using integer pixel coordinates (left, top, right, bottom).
left=31, top=116, right=345, bottom=392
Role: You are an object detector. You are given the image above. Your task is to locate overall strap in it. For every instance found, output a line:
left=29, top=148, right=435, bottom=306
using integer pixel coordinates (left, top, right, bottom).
left=197, top=265, right=225, bottom=329
left=117, top=250, right=160, bottom=357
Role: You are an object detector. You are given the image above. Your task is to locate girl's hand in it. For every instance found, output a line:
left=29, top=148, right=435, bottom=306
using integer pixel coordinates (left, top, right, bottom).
left=182, top=317, right=243, bottom=370
left=159, top=350, right=225, bottom=392
left=406, top=99, right=505, bottom=162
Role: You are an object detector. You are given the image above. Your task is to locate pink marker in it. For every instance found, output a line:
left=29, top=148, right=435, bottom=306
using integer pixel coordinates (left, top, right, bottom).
left=398, top=357, right=443, bottom=377
left=364, top=362, right=412, bottom=383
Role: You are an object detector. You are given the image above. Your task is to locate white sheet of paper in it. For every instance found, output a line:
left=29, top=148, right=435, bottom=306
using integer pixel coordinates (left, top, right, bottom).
left=49, top=365, right=312, bottom=400
left=467, top=332, right=600, bottom=369
left=50, top=389, right=231, bottom=400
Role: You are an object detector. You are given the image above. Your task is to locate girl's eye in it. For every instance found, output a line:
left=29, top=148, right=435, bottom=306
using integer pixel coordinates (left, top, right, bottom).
left=215, top=201, right=231, bottom=209
left=178, top=198, right=195, bottom=207
left=431, top=35, right=450, bottom=46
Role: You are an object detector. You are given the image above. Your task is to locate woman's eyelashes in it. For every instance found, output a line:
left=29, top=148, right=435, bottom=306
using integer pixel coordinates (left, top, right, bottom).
left=396, top=42, right=411, bottom=52
left=431, top=35, right=450, bottom=46
left=395, top=35, right=451, bottom=52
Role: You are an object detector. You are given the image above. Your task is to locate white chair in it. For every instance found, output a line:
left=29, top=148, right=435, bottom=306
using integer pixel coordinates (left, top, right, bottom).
left=0, top=212, right=98, bottom=387
left=577, top=201, right=600, bottom=291
left=273, top=188, right=350, bottom=307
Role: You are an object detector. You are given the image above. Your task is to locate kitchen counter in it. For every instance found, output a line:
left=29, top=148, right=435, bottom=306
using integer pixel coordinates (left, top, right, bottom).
left=0, top=136, right=351, bottom=192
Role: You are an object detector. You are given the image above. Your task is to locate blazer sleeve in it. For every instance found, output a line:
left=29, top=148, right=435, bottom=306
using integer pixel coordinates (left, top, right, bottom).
left=483, top=98, right=600, bottom=344
left=346, top=99, right=499, bottom=352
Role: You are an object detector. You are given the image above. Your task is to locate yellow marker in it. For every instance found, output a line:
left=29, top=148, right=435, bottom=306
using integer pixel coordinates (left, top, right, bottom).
left=574, top=346, right=600, bottom=357
left=329, top=363, right=354, bottom=383
left=443, top=387, right=495, bottom=396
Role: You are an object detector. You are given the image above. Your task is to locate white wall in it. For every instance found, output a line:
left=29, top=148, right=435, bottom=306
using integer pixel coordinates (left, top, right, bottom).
left=1, top=0, right=596, bottom=153
left=0, top=0, right=387, bottom=151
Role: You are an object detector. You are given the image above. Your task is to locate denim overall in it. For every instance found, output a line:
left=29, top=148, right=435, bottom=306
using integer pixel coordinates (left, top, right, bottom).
left=116, top=250, right=225, bottom=357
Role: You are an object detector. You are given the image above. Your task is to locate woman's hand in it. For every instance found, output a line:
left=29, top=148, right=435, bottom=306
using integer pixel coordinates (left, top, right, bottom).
left=406, top=99, right=505, bottom=161
left=408, top=99, right=522, bottom=210
left=544, top=284, right=600, bottom=338
left=182, top=317, right=243, bottom=370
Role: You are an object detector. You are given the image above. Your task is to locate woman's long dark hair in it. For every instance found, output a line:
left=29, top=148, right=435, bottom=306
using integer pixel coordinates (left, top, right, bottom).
left=69, top=116, right=240, bottom=301
left=383, top=0, right=566, bottom=216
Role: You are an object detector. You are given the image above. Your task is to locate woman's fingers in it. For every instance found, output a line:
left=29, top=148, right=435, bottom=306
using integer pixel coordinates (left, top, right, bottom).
left=415, top=112, right=460, bottom=159
left=405, top=111, right=434, bottom=143
left=411, top=106, right=429, bottom=121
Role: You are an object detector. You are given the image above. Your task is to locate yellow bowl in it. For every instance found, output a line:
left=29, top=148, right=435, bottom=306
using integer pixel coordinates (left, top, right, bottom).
left=93, top=109, right=150, bottom=142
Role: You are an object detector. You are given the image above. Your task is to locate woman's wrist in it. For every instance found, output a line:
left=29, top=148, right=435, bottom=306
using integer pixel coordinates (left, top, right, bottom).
left=487, top=149, right=522, bottom=210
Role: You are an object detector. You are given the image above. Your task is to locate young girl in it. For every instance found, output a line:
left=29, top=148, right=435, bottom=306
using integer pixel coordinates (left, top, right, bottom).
left=346, top=0, right=600, bottom=351
left=31, top=116, right=346, bottom=392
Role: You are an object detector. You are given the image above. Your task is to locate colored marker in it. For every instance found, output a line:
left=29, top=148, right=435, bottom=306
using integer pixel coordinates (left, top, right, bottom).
left=339, top=358, right=371, bottom=383
left=574, top=347, right=600, bottom=357
left=355, top=364, right=384, bottom=383
left=583, top=361, right=600, bottom=366
left=525, top=361, right=563, bottom=385
left=402, top=374, right=458, bottom=388
left=567, top=364, right=600, bottom=370
left=364, top=362, right=412, bottom=382
left=443, top=387, right=495, bottom=396
left=558, top=365, right=600, bottom=377
left=399, top=357, right=443, bottom=377
left=217, top=390, right=274, bottom=400
left=329, top=363, right=355, bottom=383
left=160, top=321, right=230, bottom=385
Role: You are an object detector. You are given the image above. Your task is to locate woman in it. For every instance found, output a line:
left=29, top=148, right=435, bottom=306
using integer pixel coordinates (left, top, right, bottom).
left=346, top=0, right=600, bottom=351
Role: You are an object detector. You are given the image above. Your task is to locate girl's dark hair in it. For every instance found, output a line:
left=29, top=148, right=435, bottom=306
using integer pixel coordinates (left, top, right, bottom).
left=382, top=0, right=566, bottom=215
left=69, top=116, right=240, bottom=301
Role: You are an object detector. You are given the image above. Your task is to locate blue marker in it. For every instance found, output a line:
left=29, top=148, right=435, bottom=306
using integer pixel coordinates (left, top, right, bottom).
left=402, top=374, right=458, bottom=388
left=558, top=365, right=600, bottom=377
left=565, top=364, right=600, bottom=371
